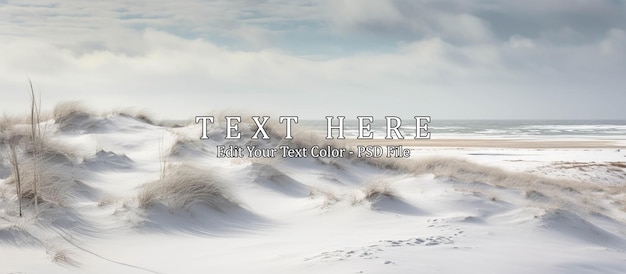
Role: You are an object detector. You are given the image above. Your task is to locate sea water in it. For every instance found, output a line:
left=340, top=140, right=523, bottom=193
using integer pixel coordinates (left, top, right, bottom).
left=299, top=119, right=626, bottom=139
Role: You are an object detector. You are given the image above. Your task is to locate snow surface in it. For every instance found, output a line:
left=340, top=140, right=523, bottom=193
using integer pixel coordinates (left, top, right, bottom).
left=1, top=114, right=625, bottom=273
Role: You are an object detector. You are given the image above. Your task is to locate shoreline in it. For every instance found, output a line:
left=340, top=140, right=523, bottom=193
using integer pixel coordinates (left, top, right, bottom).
left=349, top=138, right=626, bottom=149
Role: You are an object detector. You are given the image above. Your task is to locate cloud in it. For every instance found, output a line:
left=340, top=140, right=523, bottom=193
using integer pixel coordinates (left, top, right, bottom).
left=328, top=0, right=494, bottom=44
left=327, top=0, right=626, bottom=47
left=508, top=35, right=535, bottom=49
left=0, top=1, right=624, bottom=119
left=0, top=0, right=327, bottom=53
left=475, top=0, right=626, bottom=44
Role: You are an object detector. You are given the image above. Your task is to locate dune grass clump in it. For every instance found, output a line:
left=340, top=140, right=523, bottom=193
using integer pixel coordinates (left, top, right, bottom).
left=346, top=179, right=401, bottom=206
left=28, top=138, right=77, bottom=165
left=167, top=135, right=207, bottom=158
left=364, top=156, right=593, bottom=193
left=8, top=159, right=79, bottom=207
left=0, top=114, right=24, bottom=133
left=138, top=164, right=237, bottom=211
left=361, top=180, right=398, bottom=202
left=114, top=109, right=155, bottom=125
left=46, top=242, right=78, bottom=266
left=309, top=188, right=340, bottom=208
left=53, top=101, right=90, bottom=122
left=361, top=156, right=619, bottom=214
left=52, top=101, right=98, bottom=133
left=2, top=133, right=80, bottom=208
left=3, top=135, right=24, bottom=216
left=1, top=84, right=82, bottom=211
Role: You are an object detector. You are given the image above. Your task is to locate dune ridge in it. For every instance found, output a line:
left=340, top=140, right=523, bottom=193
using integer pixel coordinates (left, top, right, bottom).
left=0, top=106, right=624, bottom=273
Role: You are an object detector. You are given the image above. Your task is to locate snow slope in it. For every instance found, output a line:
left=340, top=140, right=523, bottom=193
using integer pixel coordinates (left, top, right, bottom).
left=1, top=112, right=625, bottom=273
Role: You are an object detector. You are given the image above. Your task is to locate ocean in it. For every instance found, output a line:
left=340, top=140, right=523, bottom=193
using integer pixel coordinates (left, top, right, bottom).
left=299, top=119, right=626, bottom=139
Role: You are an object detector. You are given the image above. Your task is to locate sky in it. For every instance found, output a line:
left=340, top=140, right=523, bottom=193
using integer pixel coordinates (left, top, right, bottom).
left=0, top=0, right=625, bottom=120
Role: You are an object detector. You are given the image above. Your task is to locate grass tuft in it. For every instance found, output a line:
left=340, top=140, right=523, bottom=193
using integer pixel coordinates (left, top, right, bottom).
left=361, top=180, right=398, bottom=202
left=138, top=164, right=238, bottom=211
left=53, top=101, right=89, bottom=121
left=46, top=243, right=78, bottom=266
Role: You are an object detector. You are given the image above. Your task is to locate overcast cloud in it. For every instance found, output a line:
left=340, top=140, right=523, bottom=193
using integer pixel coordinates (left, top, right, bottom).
left=0, top=0, right=624, bottom=119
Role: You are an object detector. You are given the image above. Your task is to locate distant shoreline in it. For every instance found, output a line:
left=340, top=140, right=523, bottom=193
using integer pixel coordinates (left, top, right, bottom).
left=350, top=138, right=626, bottom=149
